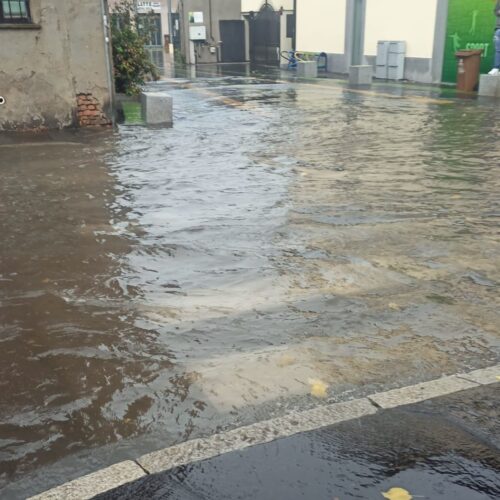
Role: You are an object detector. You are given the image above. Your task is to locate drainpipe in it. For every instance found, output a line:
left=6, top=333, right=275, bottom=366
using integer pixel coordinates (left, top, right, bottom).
left=293, top=0, right=297, bottom=51
left=208, top=0, right=218, bottom=62
left=100, top=0, right=116, bottom=126
left=167, top=0, right=173, bottom=36
left=208, top=0, right=214, bottom=42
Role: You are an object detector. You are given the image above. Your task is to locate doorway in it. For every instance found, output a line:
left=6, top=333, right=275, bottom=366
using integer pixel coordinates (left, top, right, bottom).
left=250, top=3, right=280, bottom=66
left=220, top=20, right=246, bottom=63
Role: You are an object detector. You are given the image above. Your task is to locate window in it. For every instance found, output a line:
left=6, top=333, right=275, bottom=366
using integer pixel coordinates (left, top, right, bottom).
left=286, top=14, right=295, bottom=39
left=0, top=0, right=31, bottom=23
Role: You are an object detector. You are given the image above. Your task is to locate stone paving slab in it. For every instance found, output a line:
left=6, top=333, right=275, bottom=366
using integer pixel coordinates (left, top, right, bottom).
left=457, top=365, right=500, bottom=385
left=28, top=461, right=146, bottom=500
left=369, top=375, right=479, bottom=409
left=137, top=398, right=376, bottom=474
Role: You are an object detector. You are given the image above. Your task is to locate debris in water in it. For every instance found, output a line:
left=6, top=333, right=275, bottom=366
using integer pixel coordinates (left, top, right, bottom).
left=309, top=379, right=328, bottom=398
left=382, top=487, right=412, bottom=500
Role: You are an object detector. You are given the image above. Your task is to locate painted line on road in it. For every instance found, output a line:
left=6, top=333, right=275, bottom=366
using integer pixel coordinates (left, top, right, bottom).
left=30, top=364, right=500, bottom=499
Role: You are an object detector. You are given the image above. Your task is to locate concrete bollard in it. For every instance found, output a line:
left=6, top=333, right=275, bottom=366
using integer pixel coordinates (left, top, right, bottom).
left=296, top=61, right=318, bottom=78
left=349, top=65, right=373, bottom=85
left=140, top=92, right=173, bottom=126
left=478, top=74, right=500, bottom=98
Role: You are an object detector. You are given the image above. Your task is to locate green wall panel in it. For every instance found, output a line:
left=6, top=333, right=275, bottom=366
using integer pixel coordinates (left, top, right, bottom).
left=442, top=0, right=498, bottom=83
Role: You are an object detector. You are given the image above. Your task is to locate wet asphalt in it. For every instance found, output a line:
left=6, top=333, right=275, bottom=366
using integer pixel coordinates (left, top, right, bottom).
left=96, top=384, right=500, bottom=500
left=1, top=65, right=499, bottom=498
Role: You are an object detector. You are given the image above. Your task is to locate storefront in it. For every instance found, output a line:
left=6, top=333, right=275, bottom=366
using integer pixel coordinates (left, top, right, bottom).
left=442, top=0, right=498, bottom=82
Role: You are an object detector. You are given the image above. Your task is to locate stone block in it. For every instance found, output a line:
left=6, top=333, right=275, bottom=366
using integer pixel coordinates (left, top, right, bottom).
left=457, top=365, right=500, bottom=385
left=141, top=92, right=173, bottom=126
left=296, top=61, right=318, bottom=78
left=138, top=398, right=376, bottom=474
left=349, top=65, right=373, bottom=85
left=29, top=461, right=146, bottom=500
left=478, top=74, right=500, bottom=98
left=369, top=375, right=478, bottom=409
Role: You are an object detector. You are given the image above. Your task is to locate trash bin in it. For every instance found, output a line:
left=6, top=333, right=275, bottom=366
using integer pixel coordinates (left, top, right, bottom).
left=455, top=50, right=483, bottom=92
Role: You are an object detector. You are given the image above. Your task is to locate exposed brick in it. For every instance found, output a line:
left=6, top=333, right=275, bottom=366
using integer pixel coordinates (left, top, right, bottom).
left=75, top=92, right=111, bottom=128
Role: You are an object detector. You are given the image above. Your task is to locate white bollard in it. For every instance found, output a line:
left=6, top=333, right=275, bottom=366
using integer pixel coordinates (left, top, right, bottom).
left=140, top=92, right=173, bottom=126
left=349, top=65, right=373, bottom=85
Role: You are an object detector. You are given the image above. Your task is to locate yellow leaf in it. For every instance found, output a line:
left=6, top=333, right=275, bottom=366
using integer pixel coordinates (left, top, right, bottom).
left=382, top=487, right=412, bottom=500
left=277, top=354, right=296, bottom=368
left=496, top=376, right=500, bottom=381
left=309, top=378, right=328, bottom=398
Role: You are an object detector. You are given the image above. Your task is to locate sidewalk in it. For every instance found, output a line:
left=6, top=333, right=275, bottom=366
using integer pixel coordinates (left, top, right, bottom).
left=95, top=382, right=500, bottom=500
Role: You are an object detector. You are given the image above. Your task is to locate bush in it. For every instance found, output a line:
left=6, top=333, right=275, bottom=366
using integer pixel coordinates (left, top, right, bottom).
left=111, top=1, right=160, bottom=95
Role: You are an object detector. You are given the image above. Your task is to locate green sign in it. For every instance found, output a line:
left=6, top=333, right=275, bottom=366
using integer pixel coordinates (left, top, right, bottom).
left=442, top=0, right=498, bottom=82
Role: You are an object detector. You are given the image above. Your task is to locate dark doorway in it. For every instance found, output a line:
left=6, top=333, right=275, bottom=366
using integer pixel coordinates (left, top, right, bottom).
left=219, top=20, right=246, bottom=63
left=250, top=4, right=280, bottom=66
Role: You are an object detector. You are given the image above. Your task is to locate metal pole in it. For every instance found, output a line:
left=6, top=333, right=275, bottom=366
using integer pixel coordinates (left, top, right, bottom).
left=100, top=0, right=116, bottom=127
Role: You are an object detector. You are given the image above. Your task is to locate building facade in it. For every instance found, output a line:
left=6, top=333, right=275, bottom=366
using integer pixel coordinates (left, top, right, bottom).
left=108, top=0, right=179, bottom=48
left=296, top=0, right=499, bottom=84
left=177, top=0, right=243, bottom=64
left=241, top=0, right=295, bottom=65
left=0, top=0, right=114, bottom=131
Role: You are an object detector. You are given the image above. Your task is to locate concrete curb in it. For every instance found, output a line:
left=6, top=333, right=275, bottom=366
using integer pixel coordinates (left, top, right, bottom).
left=30, top=364, right=500, bottom=499
left=29, top=461, right=146, bottom=500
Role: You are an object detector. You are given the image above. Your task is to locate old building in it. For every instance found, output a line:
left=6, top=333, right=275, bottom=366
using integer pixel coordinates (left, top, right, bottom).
left=0, top=0, right=114, bottom=131
left=108, top=0, right=179, bottom=49
left=177, top=0, right=244, bottom=64
left=296, top=0, right=499, bottom=84
left=241, top=0, right=295, bottom=66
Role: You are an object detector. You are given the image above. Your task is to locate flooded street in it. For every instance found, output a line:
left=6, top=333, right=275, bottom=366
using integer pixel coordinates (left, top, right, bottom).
left=1, top=68, right=499, bottom=497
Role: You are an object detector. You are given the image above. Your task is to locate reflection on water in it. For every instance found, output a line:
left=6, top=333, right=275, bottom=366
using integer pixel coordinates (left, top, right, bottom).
left=0, top=71, right=499, bottom=497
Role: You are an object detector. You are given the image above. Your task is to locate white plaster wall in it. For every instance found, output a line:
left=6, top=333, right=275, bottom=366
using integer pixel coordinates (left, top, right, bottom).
left=242, top=0, right=294, bottom=12
left=296, top=0, right=346, bottom=54
left=364, top=0, right=438, bottom=58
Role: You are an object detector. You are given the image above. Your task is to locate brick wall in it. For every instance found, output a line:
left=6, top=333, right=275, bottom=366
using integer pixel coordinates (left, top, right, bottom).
left=76, top=93, right=112, bottom=127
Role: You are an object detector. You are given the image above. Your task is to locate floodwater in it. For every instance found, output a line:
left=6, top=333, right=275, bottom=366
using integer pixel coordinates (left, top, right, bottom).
left=1, top=67, right=499, bottom=497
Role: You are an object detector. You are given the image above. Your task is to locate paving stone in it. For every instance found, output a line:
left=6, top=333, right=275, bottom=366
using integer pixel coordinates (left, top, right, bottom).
left=369, top=375, right=479, bottom=409
left=29, top=461, right=146, bottom=500
left=138, top=398, right=376, bottom=474
left=458, top=365, right=500, bottom=385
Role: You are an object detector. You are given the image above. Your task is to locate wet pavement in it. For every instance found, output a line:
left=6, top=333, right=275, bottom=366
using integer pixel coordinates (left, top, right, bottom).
left=1, top=66, right=499, bottom=498
left=95, top=384, right=500, bottom=500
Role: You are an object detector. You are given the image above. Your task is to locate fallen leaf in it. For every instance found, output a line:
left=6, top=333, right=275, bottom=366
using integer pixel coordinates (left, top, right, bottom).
left=309, top=378, right=328, bottom=398
left=388, top=303, right=400, bottom=310
left=277, top=354, right=296, bottom=368
left=382, top=487, right=412, bottom=500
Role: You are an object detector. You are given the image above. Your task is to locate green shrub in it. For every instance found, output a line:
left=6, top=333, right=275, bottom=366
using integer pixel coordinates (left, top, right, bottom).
left=111, top=1, right=160, bottom=95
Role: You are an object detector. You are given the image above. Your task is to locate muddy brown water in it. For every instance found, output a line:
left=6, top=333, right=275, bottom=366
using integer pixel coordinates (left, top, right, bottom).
left=1, top=70, right=499, bottom=497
